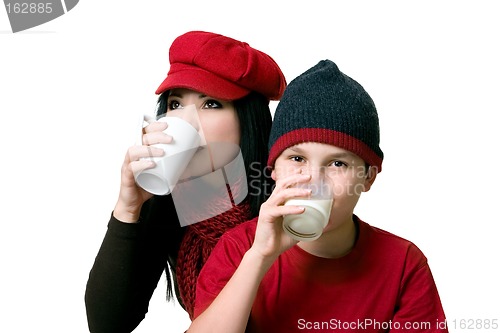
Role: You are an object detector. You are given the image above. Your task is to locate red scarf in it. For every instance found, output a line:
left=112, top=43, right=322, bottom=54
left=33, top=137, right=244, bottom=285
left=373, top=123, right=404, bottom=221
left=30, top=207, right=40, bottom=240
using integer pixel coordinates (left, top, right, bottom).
left=175, top=180, right=252, bottom=319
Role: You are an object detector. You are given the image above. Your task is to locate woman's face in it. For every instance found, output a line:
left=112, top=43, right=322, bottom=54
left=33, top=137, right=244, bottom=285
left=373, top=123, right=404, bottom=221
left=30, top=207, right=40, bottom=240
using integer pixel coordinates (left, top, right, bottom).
left=166, top=88, right=241, bottom=178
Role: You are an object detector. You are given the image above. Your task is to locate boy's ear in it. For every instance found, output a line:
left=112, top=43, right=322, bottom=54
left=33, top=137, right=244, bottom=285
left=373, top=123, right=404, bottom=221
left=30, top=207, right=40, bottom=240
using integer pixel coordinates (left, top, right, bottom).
left=363, top=166, right=377, bottom=192
left=270, top=168, right=277, bottom=181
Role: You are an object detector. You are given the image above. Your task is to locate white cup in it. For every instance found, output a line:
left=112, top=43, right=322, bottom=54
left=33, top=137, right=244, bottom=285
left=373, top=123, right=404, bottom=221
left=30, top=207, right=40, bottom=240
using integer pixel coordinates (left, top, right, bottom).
left=283, top=180, right=333, bottom=242
left=135, top=116, right=201, bottom=195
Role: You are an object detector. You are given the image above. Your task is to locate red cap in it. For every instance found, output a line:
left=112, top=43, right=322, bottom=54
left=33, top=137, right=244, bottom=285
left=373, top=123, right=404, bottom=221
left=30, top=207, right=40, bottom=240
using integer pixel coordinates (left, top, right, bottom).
left=155, top=31, right=286, bottom=100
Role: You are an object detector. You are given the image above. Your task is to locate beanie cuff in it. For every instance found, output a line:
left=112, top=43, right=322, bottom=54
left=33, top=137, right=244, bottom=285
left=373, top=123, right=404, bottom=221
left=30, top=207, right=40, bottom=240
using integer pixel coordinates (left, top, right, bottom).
left=267, top=128, right=383, bottom=172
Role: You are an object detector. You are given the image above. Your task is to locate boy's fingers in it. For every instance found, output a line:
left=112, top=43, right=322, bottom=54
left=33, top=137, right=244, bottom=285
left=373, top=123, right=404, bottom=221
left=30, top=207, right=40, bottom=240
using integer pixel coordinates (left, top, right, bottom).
left=275, top=173, right=311, bottom=190
left=266, top=187, right=311, bottom=207
left=260, top=201, right=305, bottom=221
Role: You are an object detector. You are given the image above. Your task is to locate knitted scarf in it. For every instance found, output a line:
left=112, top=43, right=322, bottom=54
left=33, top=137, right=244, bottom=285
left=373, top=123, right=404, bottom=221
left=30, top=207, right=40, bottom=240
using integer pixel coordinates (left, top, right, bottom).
left=175, top=179, right=252, bottom=319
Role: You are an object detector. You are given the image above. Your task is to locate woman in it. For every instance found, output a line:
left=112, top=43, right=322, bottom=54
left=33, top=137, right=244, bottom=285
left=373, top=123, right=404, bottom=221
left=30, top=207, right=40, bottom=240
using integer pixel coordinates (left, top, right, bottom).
left=85, top=31, right=286, bottom=332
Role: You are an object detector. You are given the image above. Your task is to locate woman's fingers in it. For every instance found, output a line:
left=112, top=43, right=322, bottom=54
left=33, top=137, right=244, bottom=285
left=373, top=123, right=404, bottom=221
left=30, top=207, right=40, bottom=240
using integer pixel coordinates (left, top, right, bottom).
left=142, top=121, right=172, bottom=145
left=142, top=131, right=172, bottom=146
left=126, top=145, right=165, bottom=163
left=143, top=120, right=168, bottom=133
left=128, top=159, right=156, bottom=178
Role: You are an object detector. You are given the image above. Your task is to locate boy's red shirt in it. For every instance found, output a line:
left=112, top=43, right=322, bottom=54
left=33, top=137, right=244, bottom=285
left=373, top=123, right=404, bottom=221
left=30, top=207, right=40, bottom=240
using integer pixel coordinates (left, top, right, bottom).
left=194, top=216, right=448, bottom=332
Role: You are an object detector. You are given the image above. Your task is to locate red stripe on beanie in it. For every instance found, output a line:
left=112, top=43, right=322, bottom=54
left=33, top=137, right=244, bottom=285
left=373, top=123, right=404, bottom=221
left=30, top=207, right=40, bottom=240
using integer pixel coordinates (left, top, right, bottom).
left=267, top=128, right=383, bottom=172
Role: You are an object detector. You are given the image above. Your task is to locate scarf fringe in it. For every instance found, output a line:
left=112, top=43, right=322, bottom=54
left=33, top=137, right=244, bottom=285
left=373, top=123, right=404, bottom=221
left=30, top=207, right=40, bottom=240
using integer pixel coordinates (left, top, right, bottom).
left=175, top=182, right=252, bottom=319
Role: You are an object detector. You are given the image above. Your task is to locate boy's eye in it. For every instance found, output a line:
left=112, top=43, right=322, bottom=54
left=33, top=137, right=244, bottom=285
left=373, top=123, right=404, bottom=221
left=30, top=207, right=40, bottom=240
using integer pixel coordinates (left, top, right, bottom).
left=331, top=160, right=347, bottom=168
left=290, top=156, right=305, bottom=163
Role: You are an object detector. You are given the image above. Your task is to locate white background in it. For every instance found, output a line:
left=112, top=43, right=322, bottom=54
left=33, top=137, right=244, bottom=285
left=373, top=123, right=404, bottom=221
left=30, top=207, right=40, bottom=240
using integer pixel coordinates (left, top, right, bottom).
left=1, top=1, right=499, bottom=332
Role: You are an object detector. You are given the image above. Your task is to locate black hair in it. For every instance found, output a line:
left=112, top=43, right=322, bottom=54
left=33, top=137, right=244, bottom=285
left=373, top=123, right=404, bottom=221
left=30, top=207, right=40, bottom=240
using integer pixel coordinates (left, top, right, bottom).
left=155, top=91, right=274, bottom=217
left=154, top=91, right=274, bottom=305
left=233, top=92, right=275, bottom=215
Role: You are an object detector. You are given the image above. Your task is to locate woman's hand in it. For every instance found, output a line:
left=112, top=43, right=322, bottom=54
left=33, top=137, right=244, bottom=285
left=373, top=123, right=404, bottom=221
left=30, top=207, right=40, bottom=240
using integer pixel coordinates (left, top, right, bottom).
left=250, top=173, right=312, bottom=260
left=113, top=121, right=172, bottom=223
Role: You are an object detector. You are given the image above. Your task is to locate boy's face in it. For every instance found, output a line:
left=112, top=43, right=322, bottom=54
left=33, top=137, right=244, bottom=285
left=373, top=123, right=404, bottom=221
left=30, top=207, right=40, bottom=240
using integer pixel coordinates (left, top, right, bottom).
left=272, top=142, right=376, bottom=227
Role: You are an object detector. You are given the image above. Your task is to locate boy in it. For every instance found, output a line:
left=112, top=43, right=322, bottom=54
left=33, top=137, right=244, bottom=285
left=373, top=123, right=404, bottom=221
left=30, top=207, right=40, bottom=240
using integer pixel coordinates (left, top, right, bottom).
left=187, top=60, right=448, bottom=332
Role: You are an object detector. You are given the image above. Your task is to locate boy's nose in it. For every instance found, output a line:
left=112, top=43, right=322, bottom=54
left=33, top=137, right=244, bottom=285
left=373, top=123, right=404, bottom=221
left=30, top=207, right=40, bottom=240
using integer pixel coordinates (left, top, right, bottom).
left=301, top=166, right=324, bottom=183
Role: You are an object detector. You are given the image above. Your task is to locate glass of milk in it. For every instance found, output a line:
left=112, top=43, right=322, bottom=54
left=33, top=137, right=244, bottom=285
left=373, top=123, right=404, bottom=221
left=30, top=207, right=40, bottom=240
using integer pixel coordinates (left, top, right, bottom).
left=283, top=178, right=333, bottom=242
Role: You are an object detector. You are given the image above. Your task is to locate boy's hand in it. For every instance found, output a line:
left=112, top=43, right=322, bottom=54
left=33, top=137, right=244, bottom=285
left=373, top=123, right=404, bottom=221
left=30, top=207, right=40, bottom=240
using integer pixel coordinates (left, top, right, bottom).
left=251, top=173, right=312, bottom=260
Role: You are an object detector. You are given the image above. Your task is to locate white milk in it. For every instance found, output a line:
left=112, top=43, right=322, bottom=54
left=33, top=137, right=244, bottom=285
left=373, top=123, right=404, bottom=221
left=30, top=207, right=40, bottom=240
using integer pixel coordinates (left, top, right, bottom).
left=283, top=198, right=333, bottom=242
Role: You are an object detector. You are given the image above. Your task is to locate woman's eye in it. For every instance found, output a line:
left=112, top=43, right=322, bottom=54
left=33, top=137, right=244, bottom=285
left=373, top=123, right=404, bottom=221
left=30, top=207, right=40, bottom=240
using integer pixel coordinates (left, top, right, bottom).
left=167, top=100, right=181, bottom=110
left=203, top=100, right=222, bottom=109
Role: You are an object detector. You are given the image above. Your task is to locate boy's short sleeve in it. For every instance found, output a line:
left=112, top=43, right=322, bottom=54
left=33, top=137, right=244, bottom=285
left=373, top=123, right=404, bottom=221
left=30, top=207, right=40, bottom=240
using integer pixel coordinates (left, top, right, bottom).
left=392, top=243, right=448, bottom=331
left=193, top=219, right=257, bottom=319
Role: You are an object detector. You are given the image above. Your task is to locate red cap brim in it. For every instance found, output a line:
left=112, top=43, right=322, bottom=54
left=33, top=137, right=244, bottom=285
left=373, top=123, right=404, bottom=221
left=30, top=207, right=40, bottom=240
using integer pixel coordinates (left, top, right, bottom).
left=155, top=63, right=251, bottom=100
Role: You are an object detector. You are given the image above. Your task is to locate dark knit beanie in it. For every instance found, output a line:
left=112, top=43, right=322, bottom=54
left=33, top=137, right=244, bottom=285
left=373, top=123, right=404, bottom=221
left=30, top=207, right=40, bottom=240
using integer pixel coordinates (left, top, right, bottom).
left=268, top=60, right=383, bottom=172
